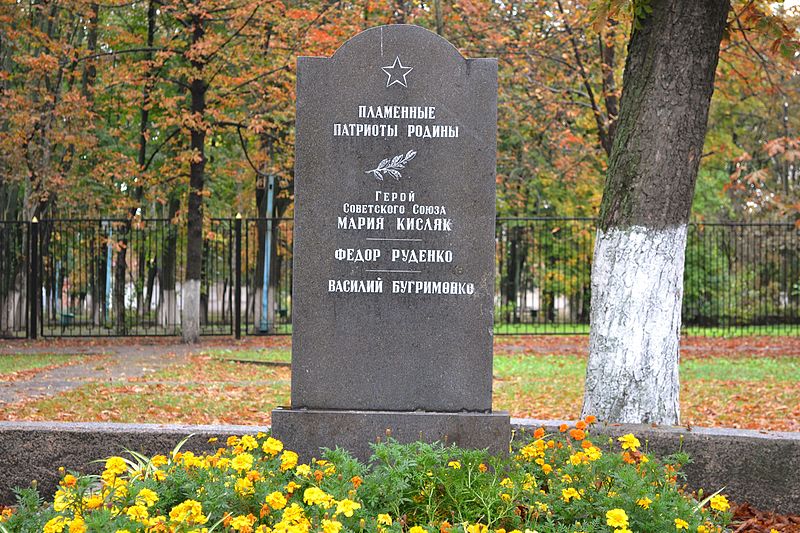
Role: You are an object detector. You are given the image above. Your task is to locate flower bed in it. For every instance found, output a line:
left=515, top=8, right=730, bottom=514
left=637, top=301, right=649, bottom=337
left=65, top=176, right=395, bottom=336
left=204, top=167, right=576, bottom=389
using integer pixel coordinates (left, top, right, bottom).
left=0, top=420, right=731, bottom=532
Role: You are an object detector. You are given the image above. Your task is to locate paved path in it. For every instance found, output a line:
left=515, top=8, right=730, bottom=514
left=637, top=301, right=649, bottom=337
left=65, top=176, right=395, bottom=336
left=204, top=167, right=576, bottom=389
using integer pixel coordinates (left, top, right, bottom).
left=0, top=344, right=201, bottom=404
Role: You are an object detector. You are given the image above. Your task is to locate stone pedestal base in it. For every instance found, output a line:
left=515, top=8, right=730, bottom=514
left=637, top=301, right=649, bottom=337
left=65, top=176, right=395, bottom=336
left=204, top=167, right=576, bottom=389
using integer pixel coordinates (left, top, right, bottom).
left=271, top=408, right=511, bottom=461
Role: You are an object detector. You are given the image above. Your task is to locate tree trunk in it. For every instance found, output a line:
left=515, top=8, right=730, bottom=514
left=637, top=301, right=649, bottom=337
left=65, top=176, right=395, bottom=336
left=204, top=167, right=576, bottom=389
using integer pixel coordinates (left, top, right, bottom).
left=581, top=0, right=730, bottom=425
left=159, top=195, right=179, bottom=328
left=114, top=231, right=127, bottom=335
left=181, top=10, right=207, bottom=343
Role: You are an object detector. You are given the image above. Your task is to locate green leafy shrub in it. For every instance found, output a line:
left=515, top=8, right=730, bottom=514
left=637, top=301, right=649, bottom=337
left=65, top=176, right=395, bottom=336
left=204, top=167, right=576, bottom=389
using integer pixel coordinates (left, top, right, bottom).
left=0, top=421, right=731, bottom=532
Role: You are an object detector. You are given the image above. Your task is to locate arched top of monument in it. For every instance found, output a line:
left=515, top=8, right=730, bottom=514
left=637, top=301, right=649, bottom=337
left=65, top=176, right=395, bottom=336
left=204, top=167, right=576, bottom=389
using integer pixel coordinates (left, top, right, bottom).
left=327, top=24, right=468, bottom=63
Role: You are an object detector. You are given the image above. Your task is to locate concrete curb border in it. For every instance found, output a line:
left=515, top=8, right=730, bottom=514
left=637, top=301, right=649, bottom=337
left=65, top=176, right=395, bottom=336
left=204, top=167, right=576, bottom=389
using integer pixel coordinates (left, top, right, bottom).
left=1, top=420, right=798, bottom=513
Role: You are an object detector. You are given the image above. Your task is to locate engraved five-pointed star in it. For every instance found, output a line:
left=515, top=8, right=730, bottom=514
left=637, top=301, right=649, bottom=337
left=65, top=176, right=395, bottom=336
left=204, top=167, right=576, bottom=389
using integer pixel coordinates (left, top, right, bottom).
left=381, top=56, right=413, bottom=88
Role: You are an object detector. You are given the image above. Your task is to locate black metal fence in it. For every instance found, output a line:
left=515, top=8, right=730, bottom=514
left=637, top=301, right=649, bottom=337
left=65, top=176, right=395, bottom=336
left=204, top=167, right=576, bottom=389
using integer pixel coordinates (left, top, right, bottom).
left=493, top=219, right=800, bottom=336
left=0, top=217, right=797, bottom=338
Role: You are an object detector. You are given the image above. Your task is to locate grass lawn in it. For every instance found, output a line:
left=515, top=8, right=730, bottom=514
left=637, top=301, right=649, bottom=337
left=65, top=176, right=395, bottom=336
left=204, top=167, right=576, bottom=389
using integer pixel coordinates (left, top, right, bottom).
left=492, top=353, right=800, bottom=431
left=0, top=353, right=98, bottom=381
left=2, top=357, right=290, bottom=424
left=1, top=345, right=797, bottom=431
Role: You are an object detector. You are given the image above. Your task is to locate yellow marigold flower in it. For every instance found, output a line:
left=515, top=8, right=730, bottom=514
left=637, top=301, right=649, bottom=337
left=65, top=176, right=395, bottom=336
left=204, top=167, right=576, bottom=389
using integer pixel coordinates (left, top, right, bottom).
left=709, top=494, right=730, bottom=512
left=280, top=451, right=298, bottom=471
left=585, top=446, right=602, bottom=461
left=569, top=452, right=588, bottom=466
left=335, top=498, right=361, bottom=517
left=227, top=436, right=240, bottom=446
left=232, top=453, right=255, bottom=472
left=448, top=460, right=461, bottom=469
left=153, top=469, right=166, bottom=481
left=240, top=435, right=259, bottom=451
left=322, top=519, right=343, bottom=533
left=262, top=437, right=284, bottom=456
left=67, top=517, right=86, bottom=533
left=235, top=477, right=255, bottom=497
left=285, top=481, right=301, bottom=494
left=697, top=526, right=709, bottom=533
left=519, top=443, right=544, bottom=461
left=135, top=488, right=158, bottom=507
left=675, top=518, right=689, bottom=530
left=561, top=488, right=580, bottom=502
left=535, top=501, right=549, bottom=512
left=296, top=464, right=311, bottom=477
left=84, top=494, right=104, bottom=510
left=151, top=455, right=168, bottom=467
left=467, top=524, right=488, bottom=533
left=542, top=463, right=553, bottom=475
left=230, top=514, right=256, bottom=531
left=500, top=478, right=514, bottom=488
left=618, top=434, right=641, bottom=452
left=115, top=530, right=131, bottom=533
left=265, top=491, right=287, bottom=510
left=44, top=516, right=68, bottom=533
left=377, top=514, right=392, bottom=526
left=304, top=487, right=334, bottom=508
left=104, top=457, right=128, bottom=476
left=522, top=473, right=536, bottom=491
left=606, top=509, right=629, bottom=528
left=281, top=503, right=306, bottom=523
left=182, top=451, right=208, bottom=469
left=127, top=505, right=149, bottom=522
left=169, top=499, right=208, bottom=525
left=255, top=526, right=271, bottom=533
left=637, top=497, right=652, bottom=509
left=408, top=527, right=426, bottom=533
left=500, top=493, right=511, bottom=502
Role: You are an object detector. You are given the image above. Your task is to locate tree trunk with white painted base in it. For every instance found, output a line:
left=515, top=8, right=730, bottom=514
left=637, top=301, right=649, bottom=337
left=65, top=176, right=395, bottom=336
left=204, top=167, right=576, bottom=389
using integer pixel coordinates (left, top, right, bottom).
left=181, top=10, right=207, bottom=344
left=581, top=0, right=730, bottom=425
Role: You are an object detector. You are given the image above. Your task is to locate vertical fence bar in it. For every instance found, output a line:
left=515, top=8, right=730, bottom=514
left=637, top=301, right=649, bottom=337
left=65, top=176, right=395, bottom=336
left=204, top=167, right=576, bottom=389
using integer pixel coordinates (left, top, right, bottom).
left=235, top=214, right=242, bottom=339
left=29, top=217, right=39, bottom=339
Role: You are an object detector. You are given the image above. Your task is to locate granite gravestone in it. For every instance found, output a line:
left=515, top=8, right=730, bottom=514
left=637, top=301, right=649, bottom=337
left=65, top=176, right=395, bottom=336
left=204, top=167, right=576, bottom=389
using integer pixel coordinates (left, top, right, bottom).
left=272, top=24, right=509, bottom=459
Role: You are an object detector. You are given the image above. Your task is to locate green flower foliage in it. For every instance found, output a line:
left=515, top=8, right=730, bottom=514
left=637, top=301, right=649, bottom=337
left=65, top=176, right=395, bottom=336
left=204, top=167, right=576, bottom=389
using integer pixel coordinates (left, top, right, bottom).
left=0, top=423, right=731, bottom=533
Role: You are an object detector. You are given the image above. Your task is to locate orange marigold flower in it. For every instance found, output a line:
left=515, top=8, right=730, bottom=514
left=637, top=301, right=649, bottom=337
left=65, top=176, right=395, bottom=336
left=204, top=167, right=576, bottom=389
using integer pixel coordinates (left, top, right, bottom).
left=559, top=424, right=568, bottom=433
left=581, top=440, right=593, bottom=449
left=576, top=421, right=587, bottom=430
left=533, top=427, right=545, bottom=439
left=622, top=452, right=635, bottom=464
left=351, top=475, right=363, bottom=489
left=585, top=415, right=597, bottom=424
left=569, top=429, right=586, bottom=441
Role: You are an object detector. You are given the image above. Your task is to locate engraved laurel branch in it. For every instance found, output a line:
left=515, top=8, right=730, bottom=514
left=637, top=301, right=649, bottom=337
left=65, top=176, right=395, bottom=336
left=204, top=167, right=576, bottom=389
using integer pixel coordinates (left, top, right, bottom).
left=365, top=149, right=417, bottom=181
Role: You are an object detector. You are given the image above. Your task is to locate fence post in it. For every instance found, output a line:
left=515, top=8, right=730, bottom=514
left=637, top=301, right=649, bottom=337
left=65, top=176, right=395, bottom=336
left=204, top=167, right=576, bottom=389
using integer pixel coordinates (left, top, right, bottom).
left=28, top=217, right=39, bottom=339
left=234, top=213, right=242, bottom=339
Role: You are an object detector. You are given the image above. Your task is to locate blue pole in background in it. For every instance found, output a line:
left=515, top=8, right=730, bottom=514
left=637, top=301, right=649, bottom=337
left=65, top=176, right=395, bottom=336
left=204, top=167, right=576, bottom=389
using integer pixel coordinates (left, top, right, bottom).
left=105, top=224, right=112, bottom=323
left=259, top=174, right=275, bottom=333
